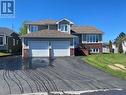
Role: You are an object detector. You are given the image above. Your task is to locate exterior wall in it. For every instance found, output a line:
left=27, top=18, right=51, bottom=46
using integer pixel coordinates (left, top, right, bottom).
left=22, top=48, right=29, bottom=58
left=49, top=25, right=57, bottom=30
left=38, top=25, right=57, bottom=30
left=70, top=48, right=74, bottom=56
left=38, top=25, right=48, bottom=30
left=83, top=43, right=103, bottom=53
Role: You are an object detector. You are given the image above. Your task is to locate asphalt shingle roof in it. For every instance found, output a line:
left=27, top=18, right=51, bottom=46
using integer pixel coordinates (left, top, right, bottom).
left=21, top=30, right=74, bottom=38
left=25, top=19, right=57, bottom=25
left=0, top=27, right=14, bottom=36
left=71, top=26, right=103, bottom=34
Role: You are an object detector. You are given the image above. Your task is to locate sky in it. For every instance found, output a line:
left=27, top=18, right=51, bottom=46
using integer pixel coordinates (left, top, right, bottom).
left=0, top=0, right=126, bottom=42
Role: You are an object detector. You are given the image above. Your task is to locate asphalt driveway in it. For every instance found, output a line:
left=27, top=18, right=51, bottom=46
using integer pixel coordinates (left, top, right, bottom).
left=0, top=56, right=126, bottom=95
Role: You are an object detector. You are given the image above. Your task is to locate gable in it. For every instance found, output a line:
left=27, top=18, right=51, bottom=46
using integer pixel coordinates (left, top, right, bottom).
left=56, top=18, right=74, bottom=25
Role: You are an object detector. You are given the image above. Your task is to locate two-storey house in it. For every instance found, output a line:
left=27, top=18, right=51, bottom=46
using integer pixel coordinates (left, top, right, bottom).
left=21, top=18, right=103, bottom=57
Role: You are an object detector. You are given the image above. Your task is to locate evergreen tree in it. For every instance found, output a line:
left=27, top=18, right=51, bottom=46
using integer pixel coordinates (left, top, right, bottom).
left=114, top=32, right=126, bottom=46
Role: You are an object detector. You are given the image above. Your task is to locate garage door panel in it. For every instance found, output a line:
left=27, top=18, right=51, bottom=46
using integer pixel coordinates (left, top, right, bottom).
left=29, top=41, right=49, bottom=57
left=52, top=41, right=70, bottom=56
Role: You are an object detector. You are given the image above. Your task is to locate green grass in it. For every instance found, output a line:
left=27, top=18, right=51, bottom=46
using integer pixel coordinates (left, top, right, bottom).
left=82, top=54, right=126, bottom=80
left=0, top=52, right=10, bottom=57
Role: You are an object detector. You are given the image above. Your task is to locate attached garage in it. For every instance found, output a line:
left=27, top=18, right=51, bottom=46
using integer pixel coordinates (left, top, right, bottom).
left=21, top=30, right=74, bottom=58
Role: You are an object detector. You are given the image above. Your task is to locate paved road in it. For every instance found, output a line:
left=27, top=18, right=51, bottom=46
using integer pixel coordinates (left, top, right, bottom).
left=0, top=56, right=126, bottom=95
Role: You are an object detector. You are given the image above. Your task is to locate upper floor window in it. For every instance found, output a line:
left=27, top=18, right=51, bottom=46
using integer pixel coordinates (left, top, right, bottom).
left=83, top=34, right=102, bottom=43
left=59, top=24, right=68, bottom=32
left=29, top=25, right=38, bottom=32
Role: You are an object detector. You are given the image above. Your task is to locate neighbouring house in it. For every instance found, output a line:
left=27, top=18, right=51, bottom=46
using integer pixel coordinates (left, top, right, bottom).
left=102, top=42, right=118, bottom=54
left=102, top=42, right=110, bottom=53
left=21, top=18, right=103, bottom=58
left=112, top=44, right=118, bottom=53
left=0, top=27, right=22, bottom=54
left=122, top=37, right=126, bottom=53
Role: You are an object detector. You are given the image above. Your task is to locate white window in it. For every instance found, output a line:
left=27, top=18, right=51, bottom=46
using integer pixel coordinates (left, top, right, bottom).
left=90, top=48, right=99, bottom=53
left=29, top=25, right=38, bottom=32
left=13, top=39, right=15, bottom=46
left=0, top=36, right=4, bottom=46
left=83, top=34, right=102, bottom=43
left=59, top=24, right=68, bottom=32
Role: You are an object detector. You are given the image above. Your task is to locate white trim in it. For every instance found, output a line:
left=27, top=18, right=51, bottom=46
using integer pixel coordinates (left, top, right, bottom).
left=81, top=34, right=83, bottom=43
left=82, top=41, right=103, bottom=44
left=27, top=25, right=30, bottom=33
left=22, top=38, right=28, bottom=49
left=57, top=24, right=60, bottom=31
left=48, top=25, right=50, bottom=30
left=56, top=18, right=74, bottom=24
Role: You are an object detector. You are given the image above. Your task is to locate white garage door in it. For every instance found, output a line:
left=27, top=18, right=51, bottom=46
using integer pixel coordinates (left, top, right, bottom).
left=29, top=41, right=49, bottom=57
left=52, top=41, right=70, bottom=56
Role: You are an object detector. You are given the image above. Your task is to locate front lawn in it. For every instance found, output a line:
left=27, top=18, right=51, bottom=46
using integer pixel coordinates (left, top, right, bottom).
left=83, top=54, right=126, bottom=79
left=0, top=52, right=10, bottom=57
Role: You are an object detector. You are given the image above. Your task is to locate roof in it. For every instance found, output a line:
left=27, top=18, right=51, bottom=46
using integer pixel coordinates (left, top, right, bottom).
left=25, top=19, right=57, bottom=25
left=0, top=27, right=14, bottom=36
left=25, top=18, right=74, bottom=25
left=102, top=42, right=109, bottom=47
left=21, top=30, right=74, bottom=38
left=71, top=26, right=103, bottom=34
